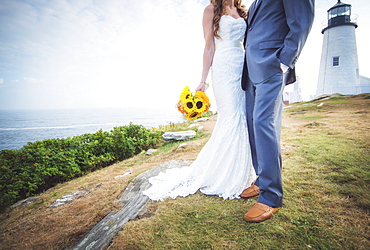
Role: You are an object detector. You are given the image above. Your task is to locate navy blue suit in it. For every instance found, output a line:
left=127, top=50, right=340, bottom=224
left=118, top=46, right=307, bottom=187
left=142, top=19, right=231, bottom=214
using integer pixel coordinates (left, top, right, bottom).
left=242, top=0, right=314, bottom=207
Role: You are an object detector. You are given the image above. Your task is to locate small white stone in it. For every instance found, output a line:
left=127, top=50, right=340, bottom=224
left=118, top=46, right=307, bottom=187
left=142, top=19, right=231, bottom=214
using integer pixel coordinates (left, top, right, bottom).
left=146, top=149, right=157, bottom=156
left=114, top=170, right=132, bottom=179
left=194, top=117, right=209, bottom=122
left=188, top=124, right=203, bottom=131
left=162, top=130, right=196, bottom=141
left=188, top=124, right=199, bottom=128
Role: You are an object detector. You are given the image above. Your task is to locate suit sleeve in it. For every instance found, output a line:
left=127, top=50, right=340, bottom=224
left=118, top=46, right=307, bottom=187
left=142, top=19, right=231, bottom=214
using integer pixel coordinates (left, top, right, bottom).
left=279, top=0, right=315, bottom=69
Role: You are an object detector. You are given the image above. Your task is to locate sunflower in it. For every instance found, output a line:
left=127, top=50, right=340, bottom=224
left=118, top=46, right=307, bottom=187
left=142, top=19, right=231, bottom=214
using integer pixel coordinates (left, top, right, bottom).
left=195, top=91, right=210, bottom=105
left=180, top=86, right=192, bottom=103
left=193, top=91, right=211, bottom=113
left=193, top=96, right=207, bottom=113
left=177, top=86, right=211, bottom=120
left=183, top=98, right=196, bottom=113
left=185, top=110, right=202, bottom=120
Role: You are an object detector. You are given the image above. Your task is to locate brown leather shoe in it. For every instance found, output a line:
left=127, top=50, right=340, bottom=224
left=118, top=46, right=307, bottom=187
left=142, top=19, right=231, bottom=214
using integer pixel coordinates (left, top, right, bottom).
left=240, top=184, right=260, bottom=198
left=243, top=202, right=280, bottom=222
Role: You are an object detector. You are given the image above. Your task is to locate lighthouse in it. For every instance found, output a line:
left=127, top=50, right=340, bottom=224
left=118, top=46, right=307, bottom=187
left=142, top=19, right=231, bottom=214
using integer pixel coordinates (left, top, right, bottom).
left=316, top=0, right=360, bottom=96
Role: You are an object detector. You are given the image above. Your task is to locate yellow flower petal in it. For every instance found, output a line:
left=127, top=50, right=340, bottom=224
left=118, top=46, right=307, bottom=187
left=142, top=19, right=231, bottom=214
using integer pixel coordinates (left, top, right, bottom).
left=193, top=97, right=207, bottom=113
left=180, top=86, right=192, bottom=102
left=195, top=91, right=210, bottom=105
left=184, top=100, right=196, bottom=113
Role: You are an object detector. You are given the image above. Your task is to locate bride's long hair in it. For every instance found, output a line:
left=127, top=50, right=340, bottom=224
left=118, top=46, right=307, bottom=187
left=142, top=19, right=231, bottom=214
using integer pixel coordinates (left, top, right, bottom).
left=211, top=0, right=247, bottom=38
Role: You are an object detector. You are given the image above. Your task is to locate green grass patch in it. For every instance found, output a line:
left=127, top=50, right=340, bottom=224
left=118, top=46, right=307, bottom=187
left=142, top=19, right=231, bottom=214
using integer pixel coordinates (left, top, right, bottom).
left=325, top=95, right=350, bottom=104
left=329, top=96, right=346, bottom=100
left=285, top=104, right=319, bottom=113
left=299, top=115, right=326, bottom=120
left=115, top=114, right=370, bottom=249
left=327, top=100, right=349, bottom=104
left=287, top=132, right=370, bottom=211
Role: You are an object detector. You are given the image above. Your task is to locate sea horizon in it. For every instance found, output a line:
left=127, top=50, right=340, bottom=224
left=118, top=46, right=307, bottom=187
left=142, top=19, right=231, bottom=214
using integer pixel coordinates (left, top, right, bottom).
left=0, top=107, right=182, bottom=151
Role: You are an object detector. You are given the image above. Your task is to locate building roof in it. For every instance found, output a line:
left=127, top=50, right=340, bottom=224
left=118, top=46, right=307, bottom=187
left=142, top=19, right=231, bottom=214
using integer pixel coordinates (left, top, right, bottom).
left=328, top=0, right=351, bottom=12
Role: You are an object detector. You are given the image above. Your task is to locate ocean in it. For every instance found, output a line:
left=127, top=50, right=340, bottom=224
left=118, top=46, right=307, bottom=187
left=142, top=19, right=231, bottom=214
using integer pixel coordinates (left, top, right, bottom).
left=0, top=108, right=182, bottom=151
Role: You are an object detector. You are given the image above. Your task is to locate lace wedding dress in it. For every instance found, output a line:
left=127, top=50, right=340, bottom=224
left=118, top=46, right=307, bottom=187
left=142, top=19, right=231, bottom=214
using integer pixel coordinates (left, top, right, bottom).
left=143, top=15, right=255, bottom=200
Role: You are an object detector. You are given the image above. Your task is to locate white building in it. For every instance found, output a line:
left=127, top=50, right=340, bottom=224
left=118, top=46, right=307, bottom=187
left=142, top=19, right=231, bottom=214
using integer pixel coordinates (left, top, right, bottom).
left=316, top=0, right=363, bottom=97
left=360, top=76, right=370, bottom=94
left=283, top=1, right=370, bottom=104
left=283, top=77, right=302, bottom=104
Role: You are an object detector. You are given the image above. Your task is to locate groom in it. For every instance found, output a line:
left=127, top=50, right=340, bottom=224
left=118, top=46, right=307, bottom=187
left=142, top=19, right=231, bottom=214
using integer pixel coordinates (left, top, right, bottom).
left=241, top=0, right=314, bottom=222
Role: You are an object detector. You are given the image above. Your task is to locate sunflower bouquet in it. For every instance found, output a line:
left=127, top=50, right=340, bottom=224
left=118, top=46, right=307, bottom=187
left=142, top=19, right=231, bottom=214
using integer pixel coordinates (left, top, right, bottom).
left=177, top=86, right=211, bottom=120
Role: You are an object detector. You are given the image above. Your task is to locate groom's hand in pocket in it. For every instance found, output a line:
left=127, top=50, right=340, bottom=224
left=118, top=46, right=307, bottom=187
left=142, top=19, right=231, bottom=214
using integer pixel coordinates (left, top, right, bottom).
left=280, top=63, right=289, bottom=74
left=281, top=63, right=296, bottom=85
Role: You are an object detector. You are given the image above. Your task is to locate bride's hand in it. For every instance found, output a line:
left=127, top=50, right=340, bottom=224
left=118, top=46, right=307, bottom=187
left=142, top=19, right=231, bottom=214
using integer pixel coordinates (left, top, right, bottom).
left=195, top=82, right=209, bottom=92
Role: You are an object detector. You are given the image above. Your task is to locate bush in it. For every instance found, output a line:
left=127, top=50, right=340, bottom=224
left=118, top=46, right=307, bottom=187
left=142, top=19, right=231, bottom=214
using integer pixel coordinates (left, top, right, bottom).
left=0, top=123, right=163, bottom=211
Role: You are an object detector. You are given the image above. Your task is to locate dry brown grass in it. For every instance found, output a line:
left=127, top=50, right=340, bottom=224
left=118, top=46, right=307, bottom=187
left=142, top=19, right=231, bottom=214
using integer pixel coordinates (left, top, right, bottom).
left=283, top=94, right=370, bottom=146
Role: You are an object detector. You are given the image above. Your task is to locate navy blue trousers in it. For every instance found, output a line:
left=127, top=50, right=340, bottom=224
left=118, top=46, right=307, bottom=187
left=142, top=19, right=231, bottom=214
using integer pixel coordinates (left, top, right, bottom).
left=245, top=71, right=286, bottom=208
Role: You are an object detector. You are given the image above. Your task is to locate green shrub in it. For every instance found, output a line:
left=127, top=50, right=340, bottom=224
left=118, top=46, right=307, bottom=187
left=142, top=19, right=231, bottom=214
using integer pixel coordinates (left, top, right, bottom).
left=0, top=123, right=163, bottom=211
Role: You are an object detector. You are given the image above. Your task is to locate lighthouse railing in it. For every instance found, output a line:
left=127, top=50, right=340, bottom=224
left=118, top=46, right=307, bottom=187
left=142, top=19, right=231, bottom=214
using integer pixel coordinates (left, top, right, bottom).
left=321, top=13, right=358, bottom=31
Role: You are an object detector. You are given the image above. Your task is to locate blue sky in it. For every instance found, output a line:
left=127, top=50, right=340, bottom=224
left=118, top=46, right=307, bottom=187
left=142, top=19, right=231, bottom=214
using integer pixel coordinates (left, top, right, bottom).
left=0, top=0, right=369, bottom=110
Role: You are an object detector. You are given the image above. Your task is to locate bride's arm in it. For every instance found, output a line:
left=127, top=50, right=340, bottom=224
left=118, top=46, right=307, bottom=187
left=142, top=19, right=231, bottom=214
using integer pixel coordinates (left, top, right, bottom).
left=195, top=5, right=215, bottom=92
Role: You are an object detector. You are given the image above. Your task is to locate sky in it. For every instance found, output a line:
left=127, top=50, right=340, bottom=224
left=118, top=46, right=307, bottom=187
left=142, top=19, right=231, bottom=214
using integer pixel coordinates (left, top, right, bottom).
left=0, top=0, right=369, bottom=110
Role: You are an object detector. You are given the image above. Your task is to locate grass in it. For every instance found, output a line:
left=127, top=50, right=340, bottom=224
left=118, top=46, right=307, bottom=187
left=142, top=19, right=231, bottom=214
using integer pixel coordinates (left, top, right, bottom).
left=108, top=129, right=369, bottom=249
left=0, top=118, right=215, bottom=249
left=0, top=95, right=369, bottom=249
left=109, top=95, right=370, bottom=250
left=298, top=115, right=326, bottom=120
left=285, top=104, right=320, bottom=113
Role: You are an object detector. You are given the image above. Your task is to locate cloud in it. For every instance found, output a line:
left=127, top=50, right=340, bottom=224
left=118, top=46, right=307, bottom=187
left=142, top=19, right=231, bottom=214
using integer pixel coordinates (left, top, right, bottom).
left=0, top=0, right=208, bottom=109
left=0, top=79, right=4, bottom=84
left=23, top=77, right=44, bottom=83
left=1, top=0, right=369, bottom=109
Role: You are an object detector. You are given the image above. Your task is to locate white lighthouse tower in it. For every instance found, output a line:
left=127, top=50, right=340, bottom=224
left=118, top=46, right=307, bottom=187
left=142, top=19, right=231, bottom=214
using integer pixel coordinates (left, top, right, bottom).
left=316, top=0, right=360, bottom=96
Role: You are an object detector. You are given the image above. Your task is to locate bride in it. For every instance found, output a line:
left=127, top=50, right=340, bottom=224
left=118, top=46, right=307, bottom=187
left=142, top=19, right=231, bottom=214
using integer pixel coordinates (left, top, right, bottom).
left=143, top=0, right=255, bottom=201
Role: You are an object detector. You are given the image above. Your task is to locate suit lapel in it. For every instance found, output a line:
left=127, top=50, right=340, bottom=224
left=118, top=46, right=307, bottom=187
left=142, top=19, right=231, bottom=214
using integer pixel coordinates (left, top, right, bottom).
left=248, top=0, right=262, bottom=26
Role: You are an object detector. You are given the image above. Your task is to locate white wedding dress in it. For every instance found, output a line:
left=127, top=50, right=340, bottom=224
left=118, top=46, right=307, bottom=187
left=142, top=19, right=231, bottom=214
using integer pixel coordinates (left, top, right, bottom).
left=143, top=15, right=255, bottom=200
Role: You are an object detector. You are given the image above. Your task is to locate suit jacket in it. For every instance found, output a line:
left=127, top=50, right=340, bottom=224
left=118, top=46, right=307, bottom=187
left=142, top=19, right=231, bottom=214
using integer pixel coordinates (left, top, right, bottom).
left=241, top=0, right=315, bottom=89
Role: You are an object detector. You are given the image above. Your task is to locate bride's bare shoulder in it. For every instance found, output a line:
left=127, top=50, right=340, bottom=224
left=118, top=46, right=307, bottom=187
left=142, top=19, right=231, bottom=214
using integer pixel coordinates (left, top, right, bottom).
left=204, top=4, right=215, bottom=16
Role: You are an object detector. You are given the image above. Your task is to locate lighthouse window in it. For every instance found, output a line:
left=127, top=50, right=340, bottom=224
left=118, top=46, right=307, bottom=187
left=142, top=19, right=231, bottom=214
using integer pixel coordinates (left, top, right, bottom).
left=340, top=6, right=351, bottom=16
left=337, top=7, right=346, bottom=16
left=329, top=9, right=337, bottom=19
left=329, top=6, right=350, bottom=19
left=333, top=57, right=340, bottom=66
